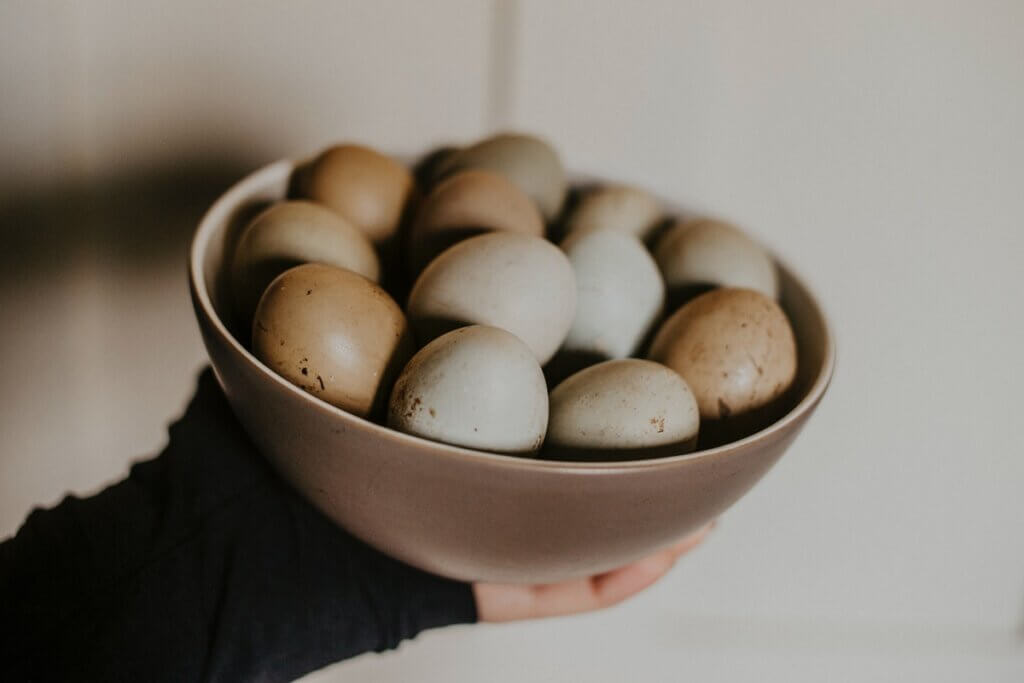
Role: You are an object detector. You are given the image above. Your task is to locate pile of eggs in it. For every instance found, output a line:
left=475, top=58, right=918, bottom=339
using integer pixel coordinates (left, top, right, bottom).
left=229, top=133, right=798, bottom=460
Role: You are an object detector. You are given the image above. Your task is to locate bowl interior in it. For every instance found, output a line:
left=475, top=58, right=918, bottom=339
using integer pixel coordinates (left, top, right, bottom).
left=192, top=159, right=834, bottom=467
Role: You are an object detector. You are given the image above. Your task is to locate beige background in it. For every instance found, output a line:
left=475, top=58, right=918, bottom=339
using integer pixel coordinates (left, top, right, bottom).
left=2, top=1, right=1022, bottom=681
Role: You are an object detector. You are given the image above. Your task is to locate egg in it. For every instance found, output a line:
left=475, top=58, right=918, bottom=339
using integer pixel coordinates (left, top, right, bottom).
left=546, top=359, right=699, bottom=459
left=647, top=288, right=797, bottom=421
left=439, top=133, right=567, bottom=220
left=564, top=185, right=663, bottom=241
left=406, top=169, right=544, bottom=275
left=406, top=232, right=576, bottom=364
left=654, top=219, right=778, bottom=301
left=388, top=325, right=548, bottom=453
left=252, top=263, right=412, bottom=418
left=302, top=143, right=415, bottom=243
left=559, top=228, right=664, bottom=359
left=230, top=200, right=380, bottom=326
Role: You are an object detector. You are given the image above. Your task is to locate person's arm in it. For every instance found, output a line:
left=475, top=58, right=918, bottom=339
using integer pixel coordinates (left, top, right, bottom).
left=0, top=368, right=476, bottom=682
left=1, top=368, right=712, bottom=682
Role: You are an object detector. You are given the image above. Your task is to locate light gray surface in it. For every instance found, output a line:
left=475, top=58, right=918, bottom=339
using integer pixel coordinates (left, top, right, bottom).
left=1, top=1, right=1022, bottom=681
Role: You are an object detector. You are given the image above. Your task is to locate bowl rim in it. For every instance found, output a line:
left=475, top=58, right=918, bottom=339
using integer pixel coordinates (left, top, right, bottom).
left=190, top=158, right=835, bottom=474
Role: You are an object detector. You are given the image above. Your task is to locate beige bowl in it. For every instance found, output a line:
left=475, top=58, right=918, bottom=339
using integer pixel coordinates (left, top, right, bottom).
left=190, top=160, right=835, bottom=584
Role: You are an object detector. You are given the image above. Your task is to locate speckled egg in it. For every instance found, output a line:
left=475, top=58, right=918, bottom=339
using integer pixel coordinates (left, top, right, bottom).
left=546, top=359, right=699, bottom=459
left=388, top=325, right=548, bottom=453
left=252, top=263, right=412, bottom=418
left=647, top=288, right=796, bottom=421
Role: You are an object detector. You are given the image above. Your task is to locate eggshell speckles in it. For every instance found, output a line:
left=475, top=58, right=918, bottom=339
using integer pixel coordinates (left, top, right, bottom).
left=252, top=264, right=412, bottom=418
left=440, top=133, right=567, bottom=219
left=654, top=219, right=778, bottom=299
left=388, top=326, right=548, bottom=453
left=560, top=229, right=664, bottom=359
left=547, top=359, right=699, bottom=456
left=231, top=201, right=380, bottom=325
left=648, top=288, right=796, bottom=420
left=406, top=232, right=576, bottom=364
left=302, top=143, right=415, bottom=243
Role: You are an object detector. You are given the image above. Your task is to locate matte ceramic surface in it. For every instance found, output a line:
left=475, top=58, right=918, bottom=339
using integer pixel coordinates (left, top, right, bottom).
left=190, top=160, right=835, bottom=584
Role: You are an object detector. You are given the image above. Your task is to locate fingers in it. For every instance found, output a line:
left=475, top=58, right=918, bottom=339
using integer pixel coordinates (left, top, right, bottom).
left=589, top=521, right=716, bottom=609
left=475, top=572, right=619, bottom=622
left=473, top=521, right=715, bottom=623
left=586, top=547, right=679, bottom=609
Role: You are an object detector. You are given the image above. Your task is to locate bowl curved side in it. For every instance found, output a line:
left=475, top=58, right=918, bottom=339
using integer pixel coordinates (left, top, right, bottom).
left=189, top=159, right=834, bottom=583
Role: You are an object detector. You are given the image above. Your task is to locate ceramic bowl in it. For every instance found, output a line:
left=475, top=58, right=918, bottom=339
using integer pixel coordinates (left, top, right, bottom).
left=189, top=159, right=834, bottom=584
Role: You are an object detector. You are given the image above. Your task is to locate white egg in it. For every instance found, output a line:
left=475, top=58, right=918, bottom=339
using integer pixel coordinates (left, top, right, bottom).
left=559, top=228, right=664, bottom=359
left=388, top=326, right=548, bottom=453
left=654, top=219, right=778, bottom=299
left=406, top=232, right=576, bottom=364
left=546, top=359, right=699, bottom=457
left=564, top=185, right=663, bottom=240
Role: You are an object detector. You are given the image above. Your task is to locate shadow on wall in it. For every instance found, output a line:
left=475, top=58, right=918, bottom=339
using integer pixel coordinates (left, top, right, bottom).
left=0, top=158, right=256, bottom=287
left=0, top=155, right=261, bottom=532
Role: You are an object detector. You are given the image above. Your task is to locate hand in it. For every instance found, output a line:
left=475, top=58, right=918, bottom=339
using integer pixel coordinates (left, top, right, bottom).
left=472, top=522, right=715, bottom=622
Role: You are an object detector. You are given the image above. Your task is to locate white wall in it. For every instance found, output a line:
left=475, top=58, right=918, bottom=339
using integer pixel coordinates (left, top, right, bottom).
left=1, top=2, right=1022, bottom=681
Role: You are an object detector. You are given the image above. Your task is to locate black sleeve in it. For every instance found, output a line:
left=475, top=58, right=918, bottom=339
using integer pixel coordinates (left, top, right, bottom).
left=0, top=368, right=477, bottom=683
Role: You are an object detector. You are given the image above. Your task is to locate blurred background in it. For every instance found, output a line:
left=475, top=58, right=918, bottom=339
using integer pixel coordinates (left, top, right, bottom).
left=1, top=1, right=1022, bottom=681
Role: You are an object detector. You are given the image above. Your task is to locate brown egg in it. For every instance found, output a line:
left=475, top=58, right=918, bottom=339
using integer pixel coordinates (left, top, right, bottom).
left=252, top=263, right=412, bottom=418
left=407, top=169, right=544, bottom=275
left=302, top=144, right=415, bottom=243
left=439, top=132, right=567, bottom=220
left=648, top=288, right=797, bottom=421
left=230, top=201, right=380, bottom=326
